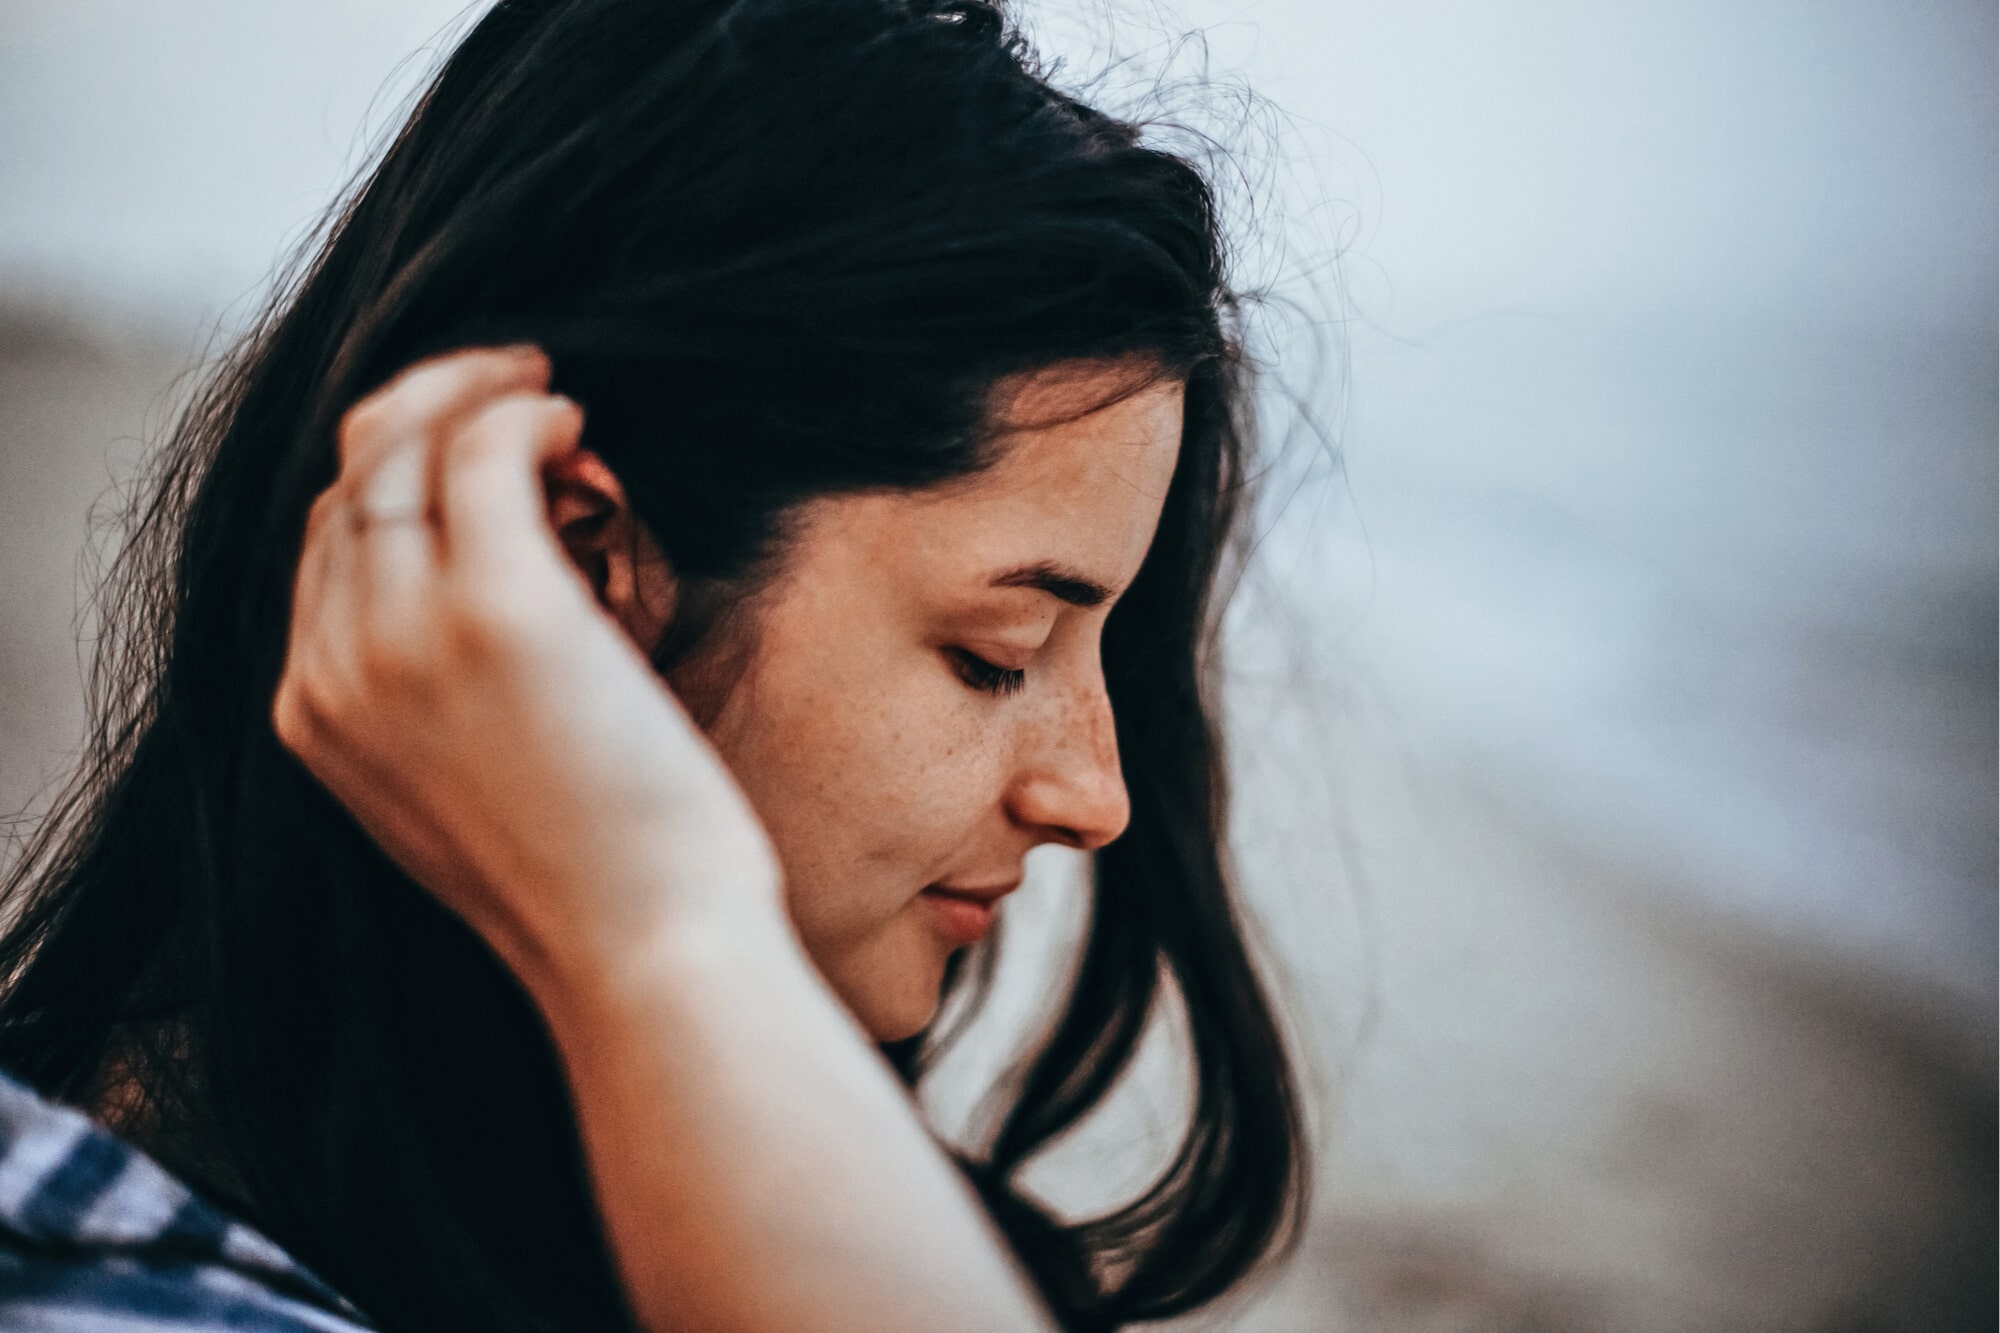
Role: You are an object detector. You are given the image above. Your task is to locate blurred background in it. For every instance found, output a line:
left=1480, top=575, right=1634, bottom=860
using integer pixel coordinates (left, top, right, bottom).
left=2, top=2, right=1992, bottom=1329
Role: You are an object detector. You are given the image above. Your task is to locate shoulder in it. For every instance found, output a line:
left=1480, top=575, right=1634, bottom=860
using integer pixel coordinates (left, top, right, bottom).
left=0, top=1071, right=371, bottom=1331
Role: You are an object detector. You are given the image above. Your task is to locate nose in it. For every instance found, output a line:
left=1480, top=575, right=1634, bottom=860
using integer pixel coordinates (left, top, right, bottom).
left=1005, top=675, right=1131, bottom=852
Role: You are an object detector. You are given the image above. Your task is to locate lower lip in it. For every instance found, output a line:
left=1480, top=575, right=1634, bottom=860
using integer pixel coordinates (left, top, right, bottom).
left=920, top=890, right=997, bottom=946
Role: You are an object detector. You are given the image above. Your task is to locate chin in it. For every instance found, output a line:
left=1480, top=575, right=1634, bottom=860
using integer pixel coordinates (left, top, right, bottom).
left=809, top=910, right=958, bottom=1043
left=870, top=1016, right=933, bottom=1044
left=853, top=984, right=944, bottom=1044
left=838, top=954, right=950, bottom=1044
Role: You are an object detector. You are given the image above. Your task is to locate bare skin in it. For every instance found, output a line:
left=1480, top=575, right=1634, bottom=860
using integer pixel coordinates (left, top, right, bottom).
left=699, top=367, right=1176, bottom=1037
left=273, top=346, right=1181, bottom=1331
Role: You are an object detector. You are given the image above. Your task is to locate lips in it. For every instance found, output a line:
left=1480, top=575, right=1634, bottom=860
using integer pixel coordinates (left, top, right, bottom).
left=919, top=879, right=1021, bottom=946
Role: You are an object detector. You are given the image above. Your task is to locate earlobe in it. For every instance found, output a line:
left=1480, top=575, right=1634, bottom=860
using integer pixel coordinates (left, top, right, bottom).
left=544, top=448, right=678, bottom=654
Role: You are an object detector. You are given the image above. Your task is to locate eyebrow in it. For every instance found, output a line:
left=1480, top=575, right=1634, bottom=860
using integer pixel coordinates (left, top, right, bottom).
left=989, top=561, right=1113, bottom=608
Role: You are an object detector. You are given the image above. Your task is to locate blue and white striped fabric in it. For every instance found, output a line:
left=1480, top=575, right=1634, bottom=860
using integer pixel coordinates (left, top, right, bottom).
left=0, top=1070, right=370, bottom=1330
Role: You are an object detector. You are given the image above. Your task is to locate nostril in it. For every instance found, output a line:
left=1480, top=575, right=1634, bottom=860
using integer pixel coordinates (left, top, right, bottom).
left=1066, top=795, right=1130, bottom=853
left=1005, top=717, right=1130, bottom=850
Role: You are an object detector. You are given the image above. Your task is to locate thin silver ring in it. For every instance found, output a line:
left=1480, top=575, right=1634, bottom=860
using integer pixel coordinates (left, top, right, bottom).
left=347, top=503, right=430, bottom=533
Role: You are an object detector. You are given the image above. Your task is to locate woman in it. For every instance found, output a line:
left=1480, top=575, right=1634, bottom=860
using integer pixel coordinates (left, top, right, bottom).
left=0, top=0, right=1306, bottom=1329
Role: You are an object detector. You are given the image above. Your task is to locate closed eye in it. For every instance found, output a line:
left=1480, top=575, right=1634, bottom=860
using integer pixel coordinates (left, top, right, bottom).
left=946, top=648, right=1027, bottom=698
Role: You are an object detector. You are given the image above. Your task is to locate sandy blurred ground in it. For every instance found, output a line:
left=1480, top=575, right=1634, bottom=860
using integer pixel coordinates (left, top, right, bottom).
left=0, top=299, right=189, bottom=827
left=1210, top=676, right=1995, bottom=1331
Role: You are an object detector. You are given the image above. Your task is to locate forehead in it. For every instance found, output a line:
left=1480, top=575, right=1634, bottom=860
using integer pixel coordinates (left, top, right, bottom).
left=973, top=364, right=1185, bottom=506
left=841, top=368, right=1185, bottom=593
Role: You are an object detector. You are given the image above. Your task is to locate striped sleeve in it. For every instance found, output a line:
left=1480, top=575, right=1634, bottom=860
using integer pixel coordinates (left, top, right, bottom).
left=0, top=1072, right=371, bottom=1331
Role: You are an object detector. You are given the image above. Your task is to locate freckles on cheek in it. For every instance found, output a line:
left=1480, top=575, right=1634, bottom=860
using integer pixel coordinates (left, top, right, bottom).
left=720, top=661, right=917, bottom=884
left=850, top=696, right=1002, bottom=877
left=716, top=587, right=1009, bottom=926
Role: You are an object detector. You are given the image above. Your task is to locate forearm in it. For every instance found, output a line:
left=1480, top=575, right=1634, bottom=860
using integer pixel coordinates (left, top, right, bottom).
left=279, top=349, right=1051, bottom=1331
left=528, top=906, right=1053, bottom=1333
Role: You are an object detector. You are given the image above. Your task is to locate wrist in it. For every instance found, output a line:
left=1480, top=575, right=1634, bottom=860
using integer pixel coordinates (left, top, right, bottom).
left=486, top=786, right=784, bottom=977
left=513, top=864, right=800, bottom=1032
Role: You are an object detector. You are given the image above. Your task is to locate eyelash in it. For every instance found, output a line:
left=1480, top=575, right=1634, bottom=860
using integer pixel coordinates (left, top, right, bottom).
left=947, top=648, right=1027, bottom=698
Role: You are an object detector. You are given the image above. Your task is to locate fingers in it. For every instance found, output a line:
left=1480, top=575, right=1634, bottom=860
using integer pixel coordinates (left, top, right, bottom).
left=337, top=344, right=550, bottom=478
left=328, top=344, right=565, bottom=614
left=335, top=344, right=550, bottom=561
left=435, top=392, right=588, bottom=578
left=290, top=346, right=593, bottom=731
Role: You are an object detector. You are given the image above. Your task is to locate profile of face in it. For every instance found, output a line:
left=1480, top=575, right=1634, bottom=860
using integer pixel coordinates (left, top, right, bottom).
left=554, top=363, right=1183, bottom=1039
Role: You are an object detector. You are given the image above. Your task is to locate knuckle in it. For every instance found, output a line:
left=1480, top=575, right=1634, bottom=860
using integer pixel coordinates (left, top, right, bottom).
left=447, top=571, right=550, bottom=667
left=458, top=396, right=534, bottom=450
left=354, top=643, right=410, bottom=697
left=443, top=594, right=520, bottom=667
left=354, top=626, right=437, bottom=699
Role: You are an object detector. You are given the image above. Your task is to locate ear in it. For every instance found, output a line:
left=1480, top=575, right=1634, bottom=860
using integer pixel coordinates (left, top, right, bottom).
left=544, top=448, right=677, bottom=655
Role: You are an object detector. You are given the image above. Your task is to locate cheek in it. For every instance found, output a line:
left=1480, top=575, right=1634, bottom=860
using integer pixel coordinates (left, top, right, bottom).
left=703, top=622, right=1005, bottom=952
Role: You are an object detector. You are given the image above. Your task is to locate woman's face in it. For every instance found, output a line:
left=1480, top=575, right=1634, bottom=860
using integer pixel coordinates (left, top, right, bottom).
left=690, top=365, right=1183, bottom=1040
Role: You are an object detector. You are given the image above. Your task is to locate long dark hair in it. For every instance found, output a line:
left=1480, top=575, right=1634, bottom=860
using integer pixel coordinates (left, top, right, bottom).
left=0, top=1, right=1306, bottom=1328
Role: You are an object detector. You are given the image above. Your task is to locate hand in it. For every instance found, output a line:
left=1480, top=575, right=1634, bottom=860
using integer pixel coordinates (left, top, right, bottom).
left=276, top=346, right=1048, bottom=1333
left=274, top=345, right=783, bottom=997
